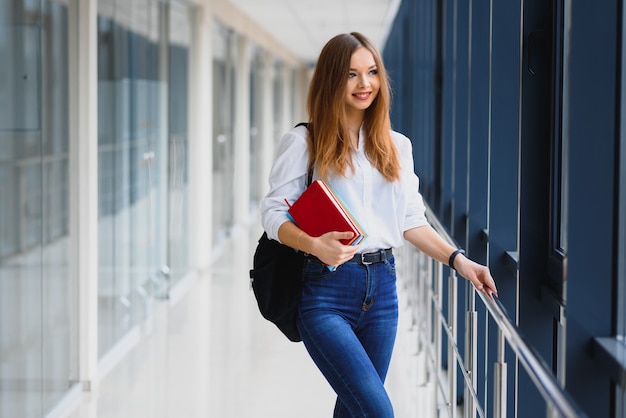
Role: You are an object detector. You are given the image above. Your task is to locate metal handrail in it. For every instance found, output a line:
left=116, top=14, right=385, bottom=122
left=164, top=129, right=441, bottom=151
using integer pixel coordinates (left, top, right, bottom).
left=403, top=203, right=588, bottom=418
left=477, top=292, right=586, bottom=418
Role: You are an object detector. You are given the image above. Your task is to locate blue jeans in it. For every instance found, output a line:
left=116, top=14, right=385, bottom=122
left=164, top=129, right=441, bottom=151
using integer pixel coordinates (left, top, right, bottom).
left=296, top=255, right=398, bottom=418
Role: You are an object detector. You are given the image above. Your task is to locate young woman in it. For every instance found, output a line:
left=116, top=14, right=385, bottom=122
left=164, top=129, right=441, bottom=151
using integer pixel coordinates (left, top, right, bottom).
left=261, top=32, right=497, bottom=418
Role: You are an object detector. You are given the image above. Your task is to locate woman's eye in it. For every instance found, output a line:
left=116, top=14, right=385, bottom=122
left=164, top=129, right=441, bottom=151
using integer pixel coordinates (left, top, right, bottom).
left=349, top=69, right=377, bottom=78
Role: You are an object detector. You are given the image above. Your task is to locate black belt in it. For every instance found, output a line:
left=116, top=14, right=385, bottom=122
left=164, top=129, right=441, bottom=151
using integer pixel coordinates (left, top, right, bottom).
left=349, top=248, right=393, bottom=265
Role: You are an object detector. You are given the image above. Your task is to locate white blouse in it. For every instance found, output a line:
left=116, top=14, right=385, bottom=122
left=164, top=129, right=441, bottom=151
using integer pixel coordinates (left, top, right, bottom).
left=260, top=124, right=428, bottom=253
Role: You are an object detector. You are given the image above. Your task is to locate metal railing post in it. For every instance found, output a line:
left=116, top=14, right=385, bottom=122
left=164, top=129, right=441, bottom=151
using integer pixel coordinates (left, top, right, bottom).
left=465, top=308, right=478, bottom=417
left=494, top=329, right=508, bottom=418
left=433, top=260, right=443, bottom=414
left=422, top=252, right=429, bottom=345
left=448, top=270, right=458, bottom=418
left=424, top=252, right=433, bottom=383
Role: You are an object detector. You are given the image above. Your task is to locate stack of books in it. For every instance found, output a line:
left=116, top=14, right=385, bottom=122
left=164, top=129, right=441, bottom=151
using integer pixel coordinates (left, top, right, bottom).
left=286, top=179, right=366, bottom=247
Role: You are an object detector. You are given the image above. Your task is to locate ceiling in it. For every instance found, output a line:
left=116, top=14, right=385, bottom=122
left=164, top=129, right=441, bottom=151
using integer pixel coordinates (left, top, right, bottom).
left=226, top=0, right=402, bottom=65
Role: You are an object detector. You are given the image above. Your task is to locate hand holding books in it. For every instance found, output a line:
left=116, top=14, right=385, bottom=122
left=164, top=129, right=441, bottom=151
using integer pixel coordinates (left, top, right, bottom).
left=286, top=179, right=367, bottom=270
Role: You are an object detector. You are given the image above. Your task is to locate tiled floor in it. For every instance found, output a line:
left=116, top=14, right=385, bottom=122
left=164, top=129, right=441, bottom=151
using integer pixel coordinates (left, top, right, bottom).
left=69, top=225, right=436, bottom=417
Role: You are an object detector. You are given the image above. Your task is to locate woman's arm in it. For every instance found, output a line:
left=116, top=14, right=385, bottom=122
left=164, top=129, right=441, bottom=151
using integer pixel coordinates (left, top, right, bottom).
left=404, top=225, right=498, bottom=299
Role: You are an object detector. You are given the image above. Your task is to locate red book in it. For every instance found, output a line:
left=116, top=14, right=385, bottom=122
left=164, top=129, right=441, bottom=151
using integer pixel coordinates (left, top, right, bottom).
left=286, top=179, right=366, bottom=246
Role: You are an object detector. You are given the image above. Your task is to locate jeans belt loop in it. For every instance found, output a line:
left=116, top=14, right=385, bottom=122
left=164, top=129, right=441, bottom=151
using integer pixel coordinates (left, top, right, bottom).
left=379, top=249, right=386, bottom=261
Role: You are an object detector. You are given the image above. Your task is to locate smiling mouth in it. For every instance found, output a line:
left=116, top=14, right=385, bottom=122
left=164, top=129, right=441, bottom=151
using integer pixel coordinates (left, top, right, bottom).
left=353, top=92, right=371, bottom=100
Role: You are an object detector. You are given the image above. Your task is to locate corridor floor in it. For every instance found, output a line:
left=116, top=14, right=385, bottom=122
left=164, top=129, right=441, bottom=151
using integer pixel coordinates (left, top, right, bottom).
left=69, top=223, right=435, bottom=417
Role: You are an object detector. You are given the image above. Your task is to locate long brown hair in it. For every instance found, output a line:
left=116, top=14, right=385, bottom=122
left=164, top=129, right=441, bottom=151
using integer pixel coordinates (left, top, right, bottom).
left=306, top=32, right=400, bottom=182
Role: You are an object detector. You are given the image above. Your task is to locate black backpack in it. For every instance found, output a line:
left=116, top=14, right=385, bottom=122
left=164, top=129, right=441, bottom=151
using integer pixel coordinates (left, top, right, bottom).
left=249, top=232, right=306, bottom=342
left=249, top=123, right=310, bottom=342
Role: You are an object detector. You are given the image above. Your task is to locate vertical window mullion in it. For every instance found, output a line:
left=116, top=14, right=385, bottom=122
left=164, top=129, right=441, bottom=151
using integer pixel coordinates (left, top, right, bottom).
left=618, top=0, right=626, bottom=343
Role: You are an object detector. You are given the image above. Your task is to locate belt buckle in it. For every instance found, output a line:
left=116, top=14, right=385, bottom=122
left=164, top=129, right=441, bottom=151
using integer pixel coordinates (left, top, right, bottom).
left=361, top=253, right=373, bottom=265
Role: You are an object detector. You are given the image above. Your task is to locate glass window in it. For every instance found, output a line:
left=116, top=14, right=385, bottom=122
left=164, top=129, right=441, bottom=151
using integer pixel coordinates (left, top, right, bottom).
left=97, top=0, right=164, bottom=358
left=272, top=60, right=284, bottom=145
left=548, top=0, right=568, bottom=297
left=249, top=46, right=265, bottom=206
left=0, top=0, right=76, bottom=416
left=212, top=21, right=236, bottom=243
left=167, top=0, right=192, bottom=289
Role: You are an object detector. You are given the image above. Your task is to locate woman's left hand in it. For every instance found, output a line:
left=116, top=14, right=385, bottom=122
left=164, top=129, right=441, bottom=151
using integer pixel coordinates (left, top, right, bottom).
left=454, top=255, right=498, bottom=300
left=403, top=225, right=498, bottom=300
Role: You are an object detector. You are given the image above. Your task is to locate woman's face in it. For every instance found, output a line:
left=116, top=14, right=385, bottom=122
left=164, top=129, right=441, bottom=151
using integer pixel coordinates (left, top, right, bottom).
left=344, top=46, right=380, bottom=114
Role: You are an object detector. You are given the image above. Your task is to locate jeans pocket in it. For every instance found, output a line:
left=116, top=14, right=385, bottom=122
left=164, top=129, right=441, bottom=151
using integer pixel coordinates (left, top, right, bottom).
left=302, top=257, right=334, bottom=281
left=383, top=256, right=396, bottom=274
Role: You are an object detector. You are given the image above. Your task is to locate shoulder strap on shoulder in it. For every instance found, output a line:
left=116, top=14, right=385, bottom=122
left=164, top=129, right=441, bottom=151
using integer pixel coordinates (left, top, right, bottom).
left=294, top=123, right=312, bottom=185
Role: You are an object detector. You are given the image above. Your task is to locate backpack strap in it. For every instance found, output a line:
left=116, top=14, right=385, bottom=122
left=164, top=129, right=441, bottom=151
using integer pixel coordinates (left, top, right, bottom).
left=295, top=122, right=313, bottom=187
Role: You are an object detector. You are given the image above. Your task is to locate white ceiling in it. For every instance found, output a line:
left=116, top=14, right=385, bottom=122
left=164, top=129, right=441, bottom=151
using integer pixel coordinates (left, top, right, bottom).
left=226, top=0, right=401, bottom=64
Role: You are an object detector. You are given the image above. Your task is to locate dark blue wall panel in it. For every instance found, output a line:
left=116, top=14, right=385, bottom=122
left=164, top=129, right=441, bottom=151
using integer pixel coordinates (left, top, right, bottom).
left=384, top=0, right=623, bottom=415
left=566, top=1, right=619, bottom=415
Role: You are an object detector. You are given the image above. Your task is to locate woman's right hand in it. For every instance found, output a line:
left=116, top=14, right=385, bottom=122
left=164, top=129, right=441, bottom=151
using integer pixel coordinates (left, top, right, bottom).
left=308, top=231, right=359, bottom=267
